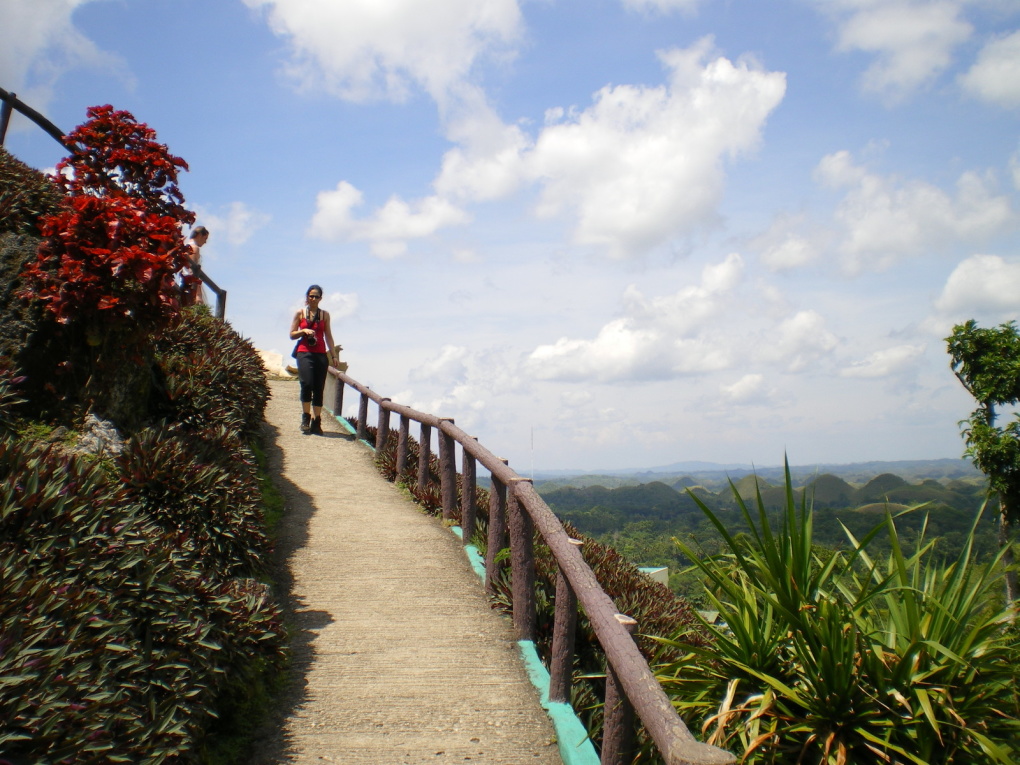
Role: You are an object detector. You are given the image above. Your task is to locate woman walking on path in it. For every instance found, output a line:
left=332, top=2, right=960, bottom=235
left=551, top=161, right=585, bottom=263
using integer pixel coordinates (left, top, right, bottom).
left=290, top=285, right=339, bottom=435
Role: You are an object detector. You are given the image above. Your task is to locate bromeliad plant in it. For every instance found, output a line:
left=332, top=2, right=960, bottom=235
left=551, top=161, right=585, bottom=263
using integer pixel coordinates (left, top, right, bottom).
left=656, top=461, right=1020, bottom=765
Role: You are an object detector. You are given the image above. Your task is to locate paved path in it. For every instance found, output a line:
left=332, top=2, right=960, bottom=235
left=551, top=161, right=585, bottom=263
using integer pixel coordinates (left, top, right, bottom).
left=253, top=379, right=562, bottom=764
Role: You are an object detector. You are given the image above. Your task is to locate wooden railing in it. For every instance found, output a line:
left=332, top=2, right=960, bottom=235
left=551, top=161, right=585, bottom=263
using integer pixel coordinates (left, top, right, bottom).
left=0, top=87, right=70, bottom=150
left=327, top=366, right=735, bottom=765
left=188, top=262, right=227, bottom=320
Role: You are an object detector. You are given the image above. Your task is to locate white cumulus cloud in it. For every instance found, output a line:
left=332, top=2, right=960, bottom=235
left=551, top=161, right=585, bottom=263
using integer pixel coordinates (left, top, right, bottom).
left=0, top=0, right=128, bottom=118
left=194, top=202, right=271, bottom=247
left=840, top=344, right=925, bottom=378
left=721, top=373, right=767, bottom=403
left=959, top=30, right=1020, bottom=109
left=934, top=254, right=1020, bottom=320
left=312, top=38, right=786, bottom=259
left=434, top=91, right=533, bottom=202
left=242, top=0, right=522, bottom=103
left=526, top=39, right=785, bottom=257
left=525, top=253, right=743, bottom=383
left=437, top=38, right=786, bottom=258
left=324, top=291, right=360, bottom=320
left=757, top=310, right=839, bottom=373
left=410, top=345, right=470, bottom=383
left=823, top=0, right=973, bottom=101
left=815, top=150, right=1016, bottom=273
left=308, top=181, right=470, bottom=258
left=753, top=214, right=824, bottom=272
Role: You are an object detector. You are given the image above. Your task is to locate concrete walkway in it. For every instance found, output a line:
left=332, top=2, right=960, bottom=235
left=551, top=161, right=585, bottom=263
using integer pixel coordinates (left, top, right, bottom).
left=253, top=379, right=562, bottom=764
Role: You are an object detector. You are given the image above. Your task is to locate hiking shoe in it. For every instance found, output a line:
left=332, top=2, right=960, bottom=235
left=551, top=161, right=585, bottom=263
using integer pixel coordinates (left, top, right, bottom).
left=300, top=412, right=311, bottom=433
left=310, top=417, right=323, bottom=435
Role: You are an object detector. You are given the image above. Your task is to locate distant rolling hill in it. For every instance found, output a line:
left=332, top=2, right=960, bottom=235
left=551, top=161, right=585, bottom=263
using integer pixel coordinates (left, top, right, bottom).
left=534, top=458, right=980, bottom=493
left=539, top=466, right=995, bottom=562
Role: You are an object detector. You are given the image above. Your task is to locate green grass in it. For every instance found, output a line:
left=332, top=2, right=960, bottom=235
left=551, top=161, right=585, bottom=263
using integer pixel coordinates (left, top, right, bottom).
left=252, top=437, right=286, bottom=540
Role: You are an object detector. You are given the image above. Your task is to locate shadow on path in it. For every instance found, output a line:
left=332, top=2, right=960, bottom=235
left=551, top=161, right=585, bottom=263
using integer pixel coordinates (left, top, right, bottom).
left=249, top=417, right=334, bottom=764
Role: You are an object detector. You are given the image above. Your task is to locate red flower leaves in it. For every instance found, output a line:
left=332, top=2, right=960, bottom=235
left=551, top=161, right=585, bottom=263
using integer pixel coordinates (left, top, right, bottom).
left=20, top=105, right=196, bottom=333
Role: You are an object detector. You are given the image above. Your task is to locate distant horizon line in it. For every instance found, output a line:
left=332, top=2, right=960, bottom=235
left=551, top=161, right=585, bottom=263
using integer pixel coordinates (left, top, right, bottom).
left=531, top=456, right=975, bottom=477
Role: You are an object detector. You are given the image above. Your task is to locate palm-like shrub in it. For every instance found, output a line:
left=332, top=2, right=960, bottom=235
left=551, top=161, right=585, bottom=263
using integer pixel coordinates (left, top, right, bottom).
left=0, top=432, right=284, bottom=762
left=117, top=423, right=269, bottom=578
left=153, top=307, right=268, bottom=442
left=0, top=302, right=284, bottom=761
left=0, top=147, right=63, bottom=236
left=657, top=462, right=1020, bottom=764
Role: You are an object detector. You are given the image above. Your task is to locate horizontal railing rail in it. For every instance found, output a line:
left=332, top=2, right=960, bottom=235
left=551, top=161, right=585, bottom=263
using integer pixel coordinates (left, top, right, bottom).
left=326, top=366, right=735, bottom=765
left=0, top=86, right=71, bottom=150
left=189, top=262, right=227, bottom=320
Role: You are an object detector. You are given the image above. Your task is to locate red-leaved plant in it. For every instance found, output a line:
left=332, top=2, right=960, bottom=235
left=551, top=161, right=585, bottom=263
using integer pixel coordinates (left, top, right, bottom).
left=21, top=105, right=194, bottom=331
left=18, top=106, right=196, bottom=425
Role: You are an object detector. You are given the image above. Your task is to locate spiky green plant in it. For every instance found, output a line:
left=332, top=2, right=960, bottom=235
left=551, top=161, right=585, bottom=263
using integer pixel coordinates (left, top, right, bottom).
left=655, top=460, right=1020, bottom=765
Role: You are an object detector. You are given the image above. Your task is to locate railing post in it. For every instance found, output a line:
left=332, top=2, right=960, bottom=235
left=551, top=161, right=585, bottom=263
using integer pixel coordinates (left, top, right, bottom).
left=484, top=461, right=508, bottom=595
left=0, top=93, right=13, bottom=147
left=549, top=537, right=584, bottom=703
left=601, top=614, right=638, bottom=765
left=357, top=392, right=369, bottom=442
left=375, top=398, right=391, bottom=450
left=416, top=423, right=432, bottom=494
left=395, top=414, right=410, bottom=480
left=508, top=477, right=536, bottom=642
left=439, top=419, right=456, bottom=521
left=460, top=440, right=477, bottom=545
left=332, top=374, right=344, bottom=419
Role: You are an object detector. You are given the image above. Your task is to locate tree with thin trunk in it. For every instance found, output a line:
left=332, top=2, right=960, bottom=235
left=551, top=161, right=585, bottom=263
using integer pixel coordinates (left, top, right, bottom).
left=946, top=319, right=1020, bottom=604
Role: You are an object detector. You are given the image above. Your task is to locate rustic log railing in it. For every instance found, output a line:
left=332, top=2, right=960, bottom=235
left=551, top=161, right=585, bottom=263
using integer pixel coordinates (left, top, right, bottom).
left=326, top=366, right=735, bottom=765
left=188, top=261, right=227, bottom=320
left=0, top=87, right=71, bottom=151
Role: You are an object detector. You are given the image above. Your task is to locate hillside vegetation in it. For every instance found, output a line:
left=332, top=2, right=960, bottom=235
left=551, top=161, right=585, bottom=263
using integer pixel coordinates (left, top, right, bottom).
left=542, top=471, right=997, bottom=590
left=1, top=119, right=284, bottom=762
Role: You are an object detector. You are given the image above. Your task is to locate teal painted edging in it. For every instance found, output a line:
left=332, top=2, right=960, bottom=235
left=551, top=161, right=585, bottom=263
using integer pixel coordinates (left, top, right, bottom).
left=324, top=408, right=374, bottom=448
left=452, top=526, right=599, bottom=765
left=448, top=527, right=489, bottom=581
left=517, top=639, right=599, bottom=765
left=325, top=407, right=598, bottom=764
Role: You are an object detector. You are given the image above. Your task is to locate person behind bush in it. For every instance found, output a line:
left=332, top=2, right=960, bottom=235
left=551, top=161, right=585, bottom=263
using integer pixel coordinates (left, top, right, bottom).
left=290, top=284, right=339, bottom=435
left=181, top=225, right=209, bottom=306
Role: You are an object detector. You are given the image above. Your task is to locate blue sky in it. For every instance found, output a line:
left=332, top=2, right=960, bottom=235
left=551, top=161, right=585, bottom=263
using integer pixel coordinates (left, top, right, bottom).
left=3, top=0, right=1019, bottom=472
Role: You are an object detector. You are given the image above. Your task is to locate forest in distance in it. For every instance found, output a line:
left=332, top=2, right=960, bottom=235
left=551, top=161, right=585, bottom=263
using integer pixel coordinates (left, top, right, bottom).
left=536, top=459, right=996, bottom=597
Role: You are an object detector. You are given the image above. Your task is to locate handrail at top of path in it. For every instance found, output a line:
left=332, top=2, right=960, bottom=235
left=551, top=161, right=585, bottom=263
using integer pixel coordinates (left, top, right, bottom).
left=328, top=367, right=735, bottom=765
left=188, top=262, right=227, bottom=320
left=0, top=86, right=71, bottom=150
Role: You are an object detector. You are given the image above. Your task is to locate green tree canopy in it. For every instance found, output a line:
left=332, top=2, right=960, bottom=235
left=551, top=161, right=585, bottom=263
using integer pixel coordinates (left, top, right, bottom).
left=946, top=319, right=1020, bottom=602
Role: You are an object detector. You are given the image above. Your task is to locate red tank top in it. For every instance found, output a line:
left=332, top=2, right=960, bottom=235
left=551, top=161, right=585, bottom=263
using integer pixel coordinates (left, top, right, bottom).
left=295, top=309, right=326, bottom=354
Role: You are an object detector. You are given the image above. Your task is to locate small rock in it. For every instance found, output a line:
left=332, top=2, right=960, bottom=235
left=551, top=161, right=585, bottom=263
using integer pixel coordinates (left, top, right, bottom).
left=73, top=414, right=124, bottom=457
